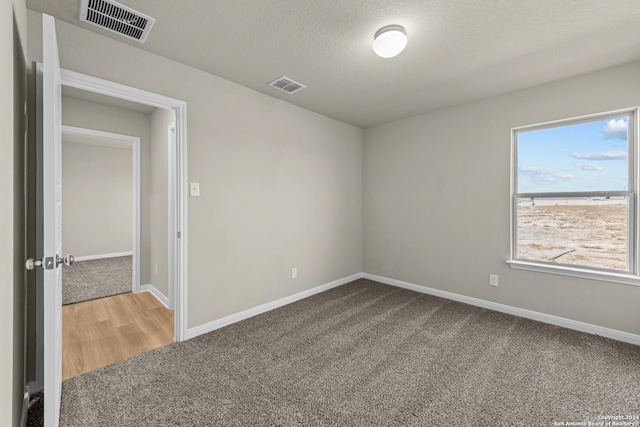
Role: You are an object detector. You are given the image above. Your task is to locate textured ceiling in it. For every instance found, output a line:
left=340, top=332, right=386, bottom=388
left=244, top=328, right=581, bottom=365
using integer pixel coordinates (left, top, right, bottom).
left=27, top=0, right=640, bottom=128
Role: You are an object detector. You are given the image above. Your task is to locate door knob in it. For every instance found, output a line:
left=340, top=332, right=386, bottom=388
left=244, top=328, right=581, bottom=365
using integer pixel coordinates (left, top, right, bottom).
left=56, top=254, right=75, bottom=267
left=25, top=257, right=54, bottom=270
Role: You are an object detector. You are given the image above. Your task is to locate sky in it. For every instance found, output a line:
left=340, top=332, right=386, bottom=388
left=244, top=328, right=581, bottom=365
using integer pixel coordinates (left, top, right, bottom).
left=517, top=116, right=630, bottom=193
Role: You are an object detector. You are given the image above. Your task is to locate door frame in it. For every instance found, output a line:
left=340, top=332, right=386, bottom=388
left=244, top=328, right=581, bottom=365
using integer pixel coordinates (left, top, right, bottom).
left=60, top=69, right=189, bottom=342
left=168, top=122, right=177, bottom=310
left=60, top=125, right=141, bottom=294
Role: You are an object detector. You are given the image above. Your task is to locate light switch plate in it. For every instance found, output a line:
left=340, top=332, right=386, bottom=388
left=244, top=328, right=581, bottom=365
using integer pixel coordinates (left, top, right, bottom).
left=190, top=182, right=200, bottom=197
left=489, top=274, right=499, bottom=287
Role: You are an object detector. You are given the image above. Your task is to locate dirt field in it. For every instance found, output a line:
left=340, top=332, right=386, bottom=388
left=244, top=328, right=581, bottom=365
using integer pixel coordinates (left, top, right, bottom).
left=517, top=202, right=627, bottom=271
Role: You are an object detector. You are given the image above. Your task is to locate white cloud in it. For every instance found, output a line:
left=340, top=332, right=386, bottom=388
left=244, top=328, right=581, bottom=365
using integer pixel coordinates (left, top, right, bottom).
left=570, top=151, right=627, bottom=160
left=519, top=165, right=574, bottom=183
left=602, top=118, right=628, bottom=140
left=575, top=163, right=602, bottom=171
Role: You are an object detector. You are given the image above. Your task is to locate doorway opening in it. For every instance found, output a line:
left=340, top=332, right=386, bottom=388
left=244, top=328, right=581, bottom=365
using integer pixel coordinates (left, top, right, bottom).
left=57, top=82, right=184, bottom=379
left=60, top=125, right=140, bottom=305
left=58, top=69, right=188, bottom=343
left=33, top=67, right=188, bottom=387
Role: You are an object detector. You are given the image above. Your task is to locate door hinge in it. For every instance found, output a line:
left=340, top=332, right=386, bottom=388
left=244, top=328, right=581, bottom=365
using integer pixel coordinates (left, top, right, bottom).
left=177, top=231, right=181, bottom=238
left=25, top=257, right=54, bottom=271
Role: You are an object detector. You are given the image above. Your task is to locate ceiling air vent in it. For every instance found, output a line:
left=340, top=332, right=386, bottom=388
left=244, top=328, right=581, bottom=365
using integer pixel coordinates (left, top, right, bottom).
left=268, top=76, right=306, bottom=94
left=79, top=0, right=156, bottom=43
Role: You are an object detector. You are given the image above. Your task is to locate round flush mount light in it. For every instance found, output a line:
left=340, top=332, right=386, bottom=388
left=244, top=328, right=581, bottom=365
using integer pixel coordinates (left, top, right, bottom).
left=373, top=24, right=407, bottom=58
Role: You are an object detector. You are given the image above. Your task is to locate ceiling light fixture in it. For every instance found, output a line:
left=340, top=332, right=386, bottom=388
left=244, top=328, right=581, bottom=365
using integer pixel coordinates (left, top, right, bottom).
left=373, top=25, right=407, bottom=58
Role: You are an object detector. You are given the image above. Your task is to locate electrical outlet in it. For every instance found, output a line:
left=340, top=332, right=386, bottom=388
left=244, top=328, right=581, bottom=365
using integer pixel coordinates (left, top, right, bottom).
left=291, top=268, right=298, bottom=279
left=489, top=274, right=499, bottom=287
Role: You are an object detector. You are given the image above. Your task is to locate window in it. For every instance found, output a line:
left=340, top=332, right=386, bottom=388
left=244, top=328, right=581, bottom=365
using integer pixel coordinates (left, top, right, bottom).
left=509, top=108, right=639, bottom=285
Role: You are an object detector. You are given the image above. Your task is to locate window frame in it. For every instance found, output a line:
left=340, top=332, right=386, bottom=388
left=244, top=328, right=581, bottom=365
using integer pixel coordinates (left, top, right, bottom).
left=508, top=107, right=640, bottom=286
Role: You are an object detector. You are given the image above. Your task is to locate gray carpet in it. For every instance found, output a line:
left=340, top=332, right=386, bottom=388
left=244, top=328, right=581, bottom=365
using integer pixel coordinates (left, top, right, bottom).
left=59, top=279, right=640, bottom=426
left=62, top=256, right=132, bottom=305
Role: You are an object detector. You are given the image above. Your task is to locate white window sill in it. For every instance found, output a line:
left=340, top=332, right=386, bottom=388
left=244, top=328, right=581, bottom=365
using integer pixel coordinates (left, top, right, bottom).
left=507, top=260, right=640, bottom=287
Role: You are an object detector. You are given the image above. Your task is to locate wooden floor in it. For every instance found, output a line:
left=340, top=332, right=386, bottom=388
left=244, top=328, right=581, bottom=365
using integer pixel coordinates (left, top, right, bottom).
left=62, top=292, right=174, bottom=380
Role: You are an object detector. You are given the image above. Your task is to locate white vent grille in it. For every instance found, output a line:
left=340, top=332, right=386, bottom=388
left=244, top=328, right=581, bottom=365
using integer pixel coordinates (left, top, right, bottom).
left=268, top=76, right=306, bottom=94
left=79, top=0, right=155, bottom=43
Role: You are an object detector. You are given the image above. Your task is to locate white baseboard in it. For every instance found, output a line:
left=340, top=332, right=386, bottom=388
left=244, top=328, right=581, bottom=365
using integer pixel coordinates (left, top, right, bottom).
left=364, top=273, right=640, bottom=346
left=183, top=270, right=640, bottom=346
left=139, top=283, right=170, bottom=309
left=73, top=251, right=133, bottom=262
left=185, top=273, right=364, bottom=340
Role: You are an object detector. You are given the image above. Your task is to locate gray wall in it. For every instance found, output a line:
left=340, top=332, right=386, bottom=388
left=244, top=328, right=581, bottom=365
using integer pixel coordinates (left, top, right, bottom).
left=363, top=59, right=640, bottom=336
left=1, top=0, right=27, bottom=425
left=62, top=140, right=133, bottom=257
left=61, top=96, right=152, bottom=284
left=28, top=11, right=364, bottom=329
left=148, top=108, right=174, bottom=299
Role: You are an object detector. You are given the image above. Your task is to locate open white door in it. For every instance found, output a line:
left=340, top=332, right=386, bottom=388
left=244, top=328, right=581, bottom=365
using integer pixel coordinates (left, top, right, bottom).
left=42, top=14, right=64, bottom=427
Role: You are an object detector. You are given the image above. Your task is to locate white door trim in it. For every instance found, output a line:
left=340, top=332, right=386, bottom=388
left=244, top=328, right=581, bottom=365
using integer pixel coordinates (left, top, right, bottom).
left=60, top=69, right=189, bottom=342
left=168, top=122, right=177, bottom=310
left=61, top=125, right=141, bottom=294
